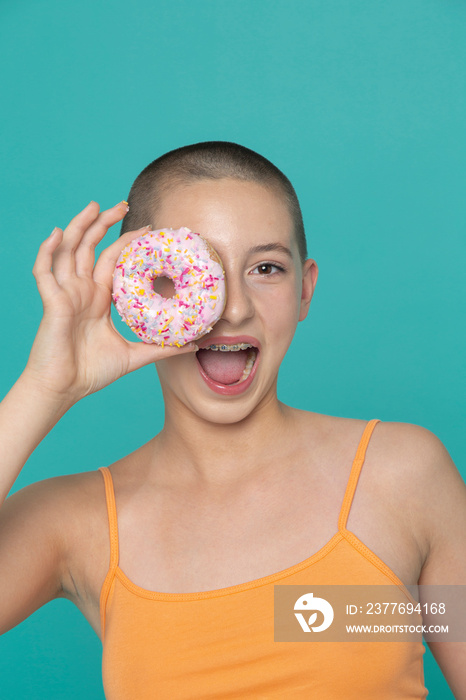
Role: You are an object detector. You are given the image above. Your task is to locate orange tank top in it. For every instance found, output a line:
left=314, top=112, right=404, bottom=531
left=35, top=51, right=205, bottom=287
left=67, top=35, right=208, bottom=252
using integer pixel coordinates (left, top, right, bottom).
left=98, top=419, right=427, bottom=699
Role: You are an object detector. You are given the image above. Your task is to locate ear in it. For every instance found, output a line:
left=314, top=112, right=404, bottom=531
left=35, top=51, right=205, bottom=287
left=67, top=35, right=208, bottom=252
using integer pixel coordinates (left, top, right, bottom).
left=298, top=258, right=319, bottom=322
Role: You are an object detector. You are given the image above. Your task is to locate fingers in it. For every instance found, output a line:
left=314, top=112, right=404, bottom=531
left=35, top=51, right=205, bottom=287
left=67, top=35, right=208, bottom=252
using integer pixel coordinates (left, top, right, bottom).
left=93, top=225, right=152, bottom=287
left=32, top=227, right=64, bottom=303
left=52, top=200, right=130, bottom=283
left=75, top=201, right=129, bottom=277
left=51, top=201, right=101, bottom=283
left=33, top=199, right=148, bottom=306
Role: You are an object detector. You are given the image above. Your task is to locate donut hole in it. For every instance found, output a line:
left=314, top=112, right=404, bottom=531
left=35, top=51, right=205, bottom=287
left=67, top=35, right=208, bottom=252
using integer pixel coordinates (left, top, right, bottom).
left=152, top=275, right=176, bottom=299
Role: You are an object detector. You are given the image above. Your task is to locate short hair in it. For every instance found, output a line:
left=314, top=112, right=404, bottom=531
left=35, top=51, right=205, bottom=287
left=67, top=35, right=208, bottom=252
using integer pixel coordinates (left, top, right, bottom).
left=120, top=141, right=307, bottom=263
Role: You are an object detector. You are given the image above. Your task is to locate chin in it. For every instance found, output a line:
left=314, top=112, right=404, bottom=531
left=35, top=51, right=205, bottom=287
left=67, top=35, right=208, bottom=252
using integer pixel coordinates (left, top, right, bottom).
left=159, top=380, right=274, bottom=427
left=156, top=352, right=279, bottom=425
left=189, top=401, right=258, bottom=426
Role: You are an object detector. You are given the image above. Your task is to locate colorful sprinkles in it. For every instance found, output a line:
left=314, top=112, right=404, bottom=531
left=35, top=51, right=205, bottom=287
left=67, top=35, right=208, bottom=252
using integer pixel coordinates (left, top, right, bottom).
left=112, top=227, right=226, bottom=345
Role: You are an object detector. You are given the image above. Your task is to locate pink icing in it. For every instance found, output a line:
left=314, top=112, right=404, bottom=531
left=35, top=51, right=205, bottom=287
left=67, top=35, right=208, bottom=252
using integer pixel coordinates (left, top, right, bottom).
left=112, top=227, right=226, bottom=346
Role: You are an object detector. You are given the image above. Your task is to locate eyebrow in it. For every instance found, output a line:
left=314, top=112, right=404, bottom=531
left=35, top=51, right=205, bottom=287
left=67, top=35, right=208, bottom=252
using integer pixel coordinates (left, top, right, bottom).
left=247, top=243, right=293, bottom=258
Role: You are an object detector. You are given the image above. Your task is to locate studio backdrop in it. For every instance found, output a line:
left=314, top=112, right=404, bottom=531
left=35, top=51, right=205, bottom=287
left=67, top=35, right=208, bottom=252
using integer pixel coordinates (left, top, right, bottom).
left=0, top=1, right=464, bottom=698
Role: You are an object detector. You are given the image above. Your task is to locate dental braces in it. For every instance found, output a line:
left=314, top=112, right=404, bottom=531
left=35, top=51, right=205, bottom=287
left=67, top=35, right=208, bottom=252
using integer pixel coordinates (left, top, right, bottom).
left=208, top=343, right=254, bottom=351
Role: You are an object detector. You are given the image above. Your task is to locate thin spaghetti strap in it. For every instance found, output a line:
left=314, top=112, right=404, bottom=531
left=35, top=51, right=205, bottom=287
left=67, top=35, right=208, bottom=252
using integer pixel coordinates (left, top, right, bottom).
left=98, top=467, right=120, bottom=568
left=338, top=419, right=381, bottom=532
left=98, top=466, right=119, bottom=640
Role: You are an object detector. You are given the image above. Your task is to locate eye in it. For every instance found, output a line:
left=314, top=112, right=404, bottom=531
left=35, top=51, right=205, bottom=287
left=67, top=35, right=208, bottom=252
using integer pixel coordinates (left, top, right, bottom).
left=251, top=263, right=285, bottom=276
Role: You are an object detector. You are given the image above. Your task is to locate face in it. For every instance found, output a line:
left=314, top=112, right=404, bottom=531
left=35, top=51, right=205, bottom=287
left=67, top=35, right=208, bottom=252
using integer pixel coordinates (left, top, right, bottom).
left=153, top=178, right=318, bottom=424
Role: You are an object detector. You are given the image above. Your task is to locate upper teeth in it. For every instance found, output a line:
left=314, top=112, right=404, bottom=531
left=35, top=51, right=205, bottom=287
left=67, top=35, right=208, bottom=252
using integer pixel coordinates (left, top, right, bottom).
left=208, top=343, right=254, bottom=351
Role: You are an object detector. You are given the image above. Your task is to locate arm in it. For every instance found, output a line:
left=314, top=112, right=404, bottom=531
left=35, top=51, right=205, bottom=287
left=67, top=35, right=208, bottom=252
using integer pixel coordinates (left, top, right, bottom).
left=0, top=201, right=197, bottom=633
left=415, top=426, right=466, bottom=699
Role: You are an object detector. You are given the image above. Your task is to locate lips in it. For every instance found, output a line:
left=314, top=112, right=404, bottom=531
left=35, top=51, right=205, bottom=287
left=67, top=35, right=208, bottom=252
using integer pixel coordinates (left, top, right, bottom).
left=195, top=335, right=261, bottom=396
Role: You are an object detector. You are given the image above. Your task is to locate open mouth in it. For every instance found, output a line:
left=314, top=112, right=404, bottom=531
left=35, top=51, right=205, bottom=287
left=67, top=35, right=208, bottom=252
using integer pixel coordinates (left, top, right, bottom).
left=196, top=343, right=259, bottom=386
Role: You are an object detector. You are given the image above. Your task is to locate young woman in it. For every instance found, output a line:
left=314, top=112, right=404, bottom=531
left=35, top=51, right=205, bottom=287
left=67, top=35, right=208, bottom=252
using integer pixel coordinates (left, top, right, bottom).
left=1, top=142, right=465, bottom=698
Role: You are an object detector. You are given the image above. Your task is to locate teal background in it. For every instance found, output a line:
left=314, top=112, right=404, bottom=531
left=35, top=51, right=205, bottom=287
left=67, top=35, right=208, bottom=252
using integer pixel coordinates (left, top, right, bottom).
left=0, top=0, right=464, bottom=697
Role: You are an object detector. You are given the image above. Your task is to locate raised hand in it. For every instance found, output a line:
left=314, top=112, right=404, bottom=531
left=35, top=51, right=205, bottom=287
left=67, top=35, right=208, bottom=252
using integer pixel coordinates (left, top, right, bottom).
left=26, top=201, right=197, bottom=404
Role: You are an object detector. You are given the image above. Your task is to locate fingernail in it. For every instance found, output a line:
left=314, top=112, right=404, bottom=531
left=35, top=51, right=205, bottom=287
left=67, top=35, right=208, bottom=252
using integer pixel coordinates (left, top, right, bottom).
left=184, top=342, right=199, bottom=351
left=49, top=227, right=59, bottom=238
left=120, top=200, right=130, bottom=212
left=137, top=225, right=152, bottom=232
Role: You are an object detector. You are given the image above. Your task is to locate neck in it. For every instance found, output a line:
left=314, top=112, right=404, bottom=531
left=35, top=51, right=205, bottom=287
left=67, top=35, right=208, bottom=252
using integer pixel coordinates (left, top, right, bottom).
left=148, top=391, right=299, bottom=493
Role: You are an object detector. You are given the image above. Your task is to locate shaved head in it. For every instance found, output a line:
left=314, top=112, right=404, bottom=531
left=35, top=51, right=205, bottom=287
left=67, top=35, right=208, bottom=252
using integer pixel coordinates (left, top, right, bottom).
left=120, top=141, right=308, bottom=264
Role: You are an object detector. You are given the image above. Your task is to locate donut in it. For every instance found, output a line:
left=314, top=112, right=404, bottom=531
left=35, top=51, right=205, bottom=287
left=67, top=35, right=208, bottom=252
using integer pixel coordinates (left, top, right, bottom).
left=112, top=227, right=226, bottom=346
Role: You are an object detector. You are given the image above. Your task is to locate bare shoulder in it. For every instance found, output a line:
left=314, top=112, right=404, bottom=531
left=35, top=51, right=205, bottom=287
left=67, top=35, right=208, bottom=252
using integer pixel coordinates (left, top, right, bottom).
left=356, top=419, right=466, bottom=694
left=0, top=468, right=108, bottom=636
left=290, top=411, right=465, bottom=584
left=352, top=418, right=465, bottom=583
left=396, top=422, right=466, bottom=586
left=370, top=419, right=466, bottom=580
left=1, top=470, right=102, bottom=553
left=2, top=469, right=108, bottom=589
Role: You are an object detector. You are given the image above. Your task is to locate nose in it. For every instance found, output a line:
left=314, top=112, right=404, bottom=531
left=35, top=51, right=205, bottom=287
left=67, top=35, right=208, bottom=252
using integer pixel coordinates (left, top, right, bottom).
left=220, top=271, right=254, bottom=327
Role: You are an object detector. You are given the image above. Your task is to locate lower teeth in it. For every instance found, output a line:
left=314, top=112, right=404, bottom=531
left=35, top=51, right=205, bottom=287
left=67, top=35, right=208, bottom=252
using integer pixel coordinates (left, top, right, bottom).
left=231, top=349, right=256, bottom=385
